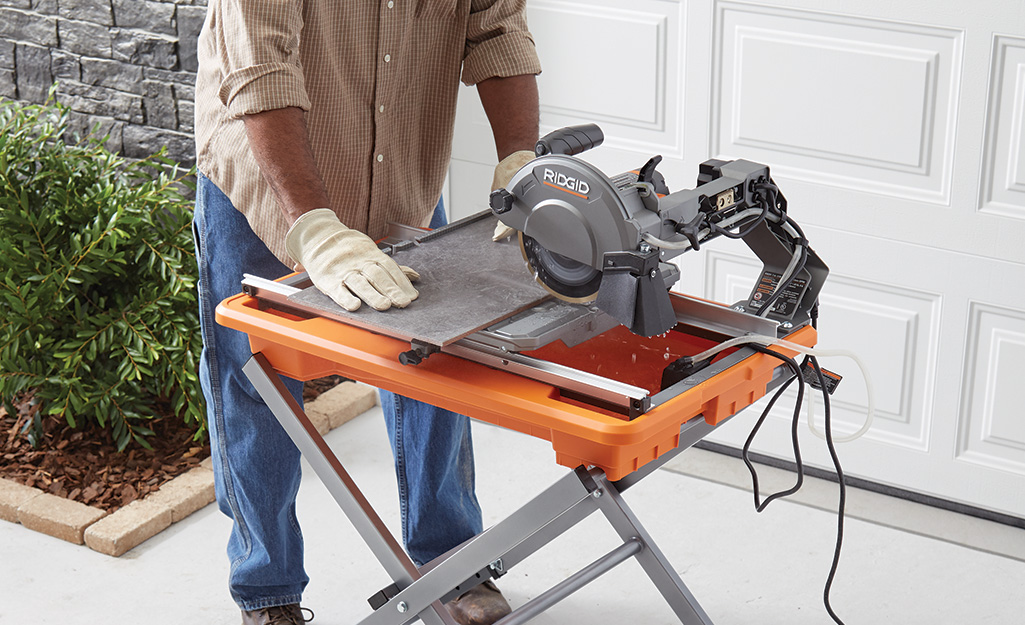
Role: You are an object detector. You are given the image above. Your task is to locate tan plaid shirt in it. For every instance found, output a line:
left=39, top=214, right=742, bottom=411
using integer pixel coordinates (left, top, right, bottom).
left=194, top=0, right=541, bottom=265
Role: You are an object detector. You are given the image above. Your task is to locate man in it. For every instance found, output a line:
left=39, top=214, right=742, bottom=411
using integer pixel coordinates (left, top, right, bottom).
left=192, top=2, right=541, bottom=624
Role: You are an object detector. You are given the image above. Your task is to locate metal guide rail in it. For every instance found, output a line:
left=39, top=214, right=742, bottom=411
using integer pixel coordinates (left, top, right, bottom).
left=216, top=274, right=816, bottom=625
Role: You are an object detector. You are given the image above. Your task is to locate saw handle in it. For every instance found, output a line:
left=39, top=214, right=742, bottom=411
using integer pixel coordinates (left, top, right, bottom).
left=535, top=124, right=604, bottom=157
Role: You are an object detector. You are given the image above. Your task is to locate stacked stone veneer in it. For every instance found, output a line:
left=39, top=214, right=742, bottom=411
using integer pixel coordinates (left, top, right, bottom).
left=0, top=0, right=206, bottom=165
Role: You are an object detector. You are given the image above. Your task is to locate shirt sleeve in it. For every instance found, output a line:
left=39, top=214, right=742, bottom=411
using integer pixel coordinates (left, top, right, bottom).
left=215, top=0, right=312, bottom=118
left=462, top=0, right=543, bottom=86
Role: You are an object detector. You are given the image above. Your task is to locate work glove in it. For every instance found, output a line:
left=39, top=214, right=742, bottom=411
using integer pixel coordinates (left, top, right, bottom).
left=285, top=208, right=420, bottom=311
left=491, top=150, right=536, bottom=241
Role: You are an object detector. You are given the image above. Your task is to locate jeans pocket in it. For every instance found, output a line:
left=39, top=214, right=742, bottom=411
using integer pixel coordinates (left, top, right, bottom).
left=192, top=218, right=203, bottom=260
left=192, top=174, right=208, bottom=260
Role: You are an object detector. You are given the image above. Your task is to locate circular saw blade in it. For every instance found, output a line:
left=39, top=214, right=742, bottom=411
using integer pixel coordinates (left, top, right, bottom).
left=519, top=232, right=603, bottom=303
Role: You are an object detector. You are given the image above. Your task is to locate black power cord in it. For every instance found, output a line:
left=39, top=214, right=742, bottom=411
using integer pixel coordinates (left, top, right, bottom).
left=742, top=344, right=848, bottom=625
left=810, top=354, right=847, bottom=625
left=807, top=303, right=848, bottom=624
left=743, top=344, right=806, bottom=510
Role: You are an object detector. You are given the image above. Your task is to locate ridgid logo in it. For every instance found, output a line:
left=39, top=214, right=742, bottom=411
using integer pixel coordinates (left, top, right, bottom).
left=543, top=168, right=590, bottom=197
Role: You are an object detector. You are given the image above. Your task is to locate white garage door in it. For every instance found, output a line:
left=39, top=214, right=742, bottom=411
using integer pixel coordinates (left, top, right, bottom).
left=449, top=0, right=1025, bottom=519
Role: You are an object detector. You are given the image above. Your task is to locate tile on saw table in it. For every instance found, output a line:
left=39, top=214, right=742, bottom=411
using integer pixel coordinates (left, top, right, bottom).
left=287, top=213, right=550, bottom=346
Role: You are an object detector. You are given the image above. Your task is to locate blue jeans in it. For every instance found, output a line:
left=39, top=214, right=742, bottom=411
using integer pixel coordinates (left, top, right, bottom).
left=193, top=174, right=482, bottom=610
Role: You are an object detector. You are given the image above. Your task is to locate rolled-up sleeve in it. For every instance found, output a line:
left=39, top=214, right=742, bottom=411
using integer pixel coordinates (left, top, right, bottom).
left=462, top=0, right=542, bottom=86
left=216, top=0, right=311, bottom=118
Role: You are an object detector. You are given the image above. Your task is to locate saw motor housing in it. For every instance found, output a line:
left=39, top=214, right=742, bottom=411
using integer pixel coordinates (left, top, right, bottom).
left=490, top=124, right=828, bottom=337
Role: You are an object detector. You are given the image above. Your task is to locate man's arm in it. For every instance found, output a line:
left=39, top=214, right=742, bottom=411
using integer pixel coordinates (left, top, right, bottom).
left=477, top=74, right=540, bottom=160
left=242, top=106, right=331, bottom=225
left=479, top=74, right=539, bottom=240
left=241, top=107, right=419, bottom=311
left=246, top=75, right=540, bottom=217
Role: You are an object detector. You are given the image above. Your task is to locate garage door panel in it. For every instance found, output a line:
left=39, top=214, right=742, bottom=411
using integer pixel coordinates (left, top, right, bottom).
left=530, top=2, right=666, bottom=128
left=713, top=2, right=963, bottom=202
left=957, top=302, right=1025, bottom=474
left=527, top=0, right=685, bottom=158
left=980, top=35, right=1025, bottom=218
left=733, top=30, right=935, bottom=169
left=703, top=248, right=938, bottom=451
left=815, top=280, right=940, bottom=437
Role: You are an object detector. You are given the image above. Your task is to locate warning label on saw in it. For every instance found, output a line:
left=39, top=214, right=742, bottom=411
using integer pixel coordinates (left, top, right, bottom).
left=748, top=271, right=807, bottom=317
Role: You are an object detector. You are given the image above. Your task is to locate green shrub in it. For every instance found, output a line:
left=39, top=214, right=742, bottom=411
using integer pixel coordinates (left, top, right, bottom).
left=0, top=94, right=204, bottom=451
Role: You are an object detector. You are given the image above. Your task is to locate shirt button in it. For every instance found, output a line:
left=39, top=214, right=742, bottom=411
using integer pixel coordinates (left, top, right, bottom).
left=377, top=154, right=384, bottom=162
left=384, top=54, right=391, bottom=63
left=379, top=104, right=385, bottom=113
left=387, top=0, right=394, bottom=7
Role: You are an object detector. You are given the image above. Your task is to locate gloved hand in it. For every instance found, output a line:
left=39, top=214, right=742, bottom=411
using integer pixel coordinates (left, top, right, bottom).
left=491, top=150, right=535, bottom=241
left=285, top=208, right=420, bottom=311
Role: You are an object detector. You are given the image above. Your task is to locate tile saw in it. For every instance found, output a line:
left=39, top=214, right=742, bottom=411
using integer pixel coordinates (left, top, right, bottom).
left=241, top=124, right=829, bottom=422
left=221, top=124, right=856, bottom=625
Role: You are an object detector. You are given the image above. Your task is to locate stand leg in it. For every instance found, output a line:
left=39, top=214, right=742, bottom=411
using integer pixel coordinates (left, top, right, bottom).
left=245, top=351, right=715, bottom=625
left=242, top=353, right=458, bottom=625
left=591, top=471, right=715, bottom=625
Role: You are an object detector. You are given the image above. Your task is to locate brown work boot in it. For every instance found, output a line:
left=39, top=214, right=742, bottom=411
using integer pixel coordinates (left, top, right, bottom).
left=445, top=580, right=512, bottom=625
left=241, top=604, right=314, bottom=625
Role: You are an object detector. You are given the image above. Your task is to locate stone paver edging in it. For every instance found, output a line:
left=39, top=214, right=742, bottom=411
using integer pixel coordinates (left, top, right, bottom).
left=0, top=381, right=377, bottom=556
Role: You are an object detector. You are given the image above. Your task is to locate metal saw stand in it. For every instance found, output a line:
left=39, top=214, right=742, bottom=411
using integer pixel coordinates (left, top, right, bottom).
left=243, top=351, right=719, bottom=625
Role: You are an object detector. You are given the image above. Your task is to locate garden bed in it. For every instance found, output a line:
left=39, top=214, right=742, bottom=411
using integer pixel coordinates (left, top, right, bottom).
left=0, top=376, right=347, bottom=514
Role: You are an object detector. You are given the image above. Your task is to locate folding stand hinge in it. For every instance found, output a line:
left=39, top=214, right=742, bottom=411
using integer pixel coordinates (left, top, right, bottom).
left=489, top=558, right=506, bottom=578
left=574, top=466, right=601, bottom=496
left=367, top=583, right=401, bottom=611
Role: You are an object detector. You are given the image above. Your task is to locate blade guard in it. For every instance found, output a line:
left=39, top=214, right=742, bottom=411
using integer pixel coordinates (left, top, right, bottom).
left=492, top=125, right=676, bottom=336
left=495, top=154, right=645, bottom=271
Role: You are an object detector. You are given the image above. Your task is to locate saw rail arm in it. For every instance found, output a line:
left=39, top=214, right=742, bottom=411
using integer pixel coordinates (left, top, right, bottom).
left=647, top=160, right=782, bottom=253
left=636, top=157, right=824, bottom=325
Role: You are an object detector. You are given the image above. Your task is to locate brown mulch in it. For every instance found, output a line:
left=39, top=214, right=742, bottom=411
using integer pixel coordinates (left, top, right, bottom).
left=0, top=376, right=346, bottom=515
left=302, top=375, right=349, bottom=404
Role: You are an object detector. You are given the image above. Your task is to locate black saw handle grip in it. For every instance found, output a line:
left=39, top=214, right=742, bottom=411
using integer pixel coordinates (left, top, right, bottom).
left=535, top=124, right=604, bottom=157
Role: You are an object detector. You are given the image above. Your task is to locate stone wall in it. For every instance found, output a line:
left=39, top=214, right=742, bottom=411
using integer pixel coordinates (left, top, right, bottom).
left=0, top=0, right=206, bottom=165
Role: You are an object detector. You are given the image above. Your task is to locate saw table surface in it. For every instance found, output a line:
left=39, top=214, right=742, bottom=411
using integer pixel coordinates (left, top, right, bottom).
left=287, top=213, right=550, bottom=346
